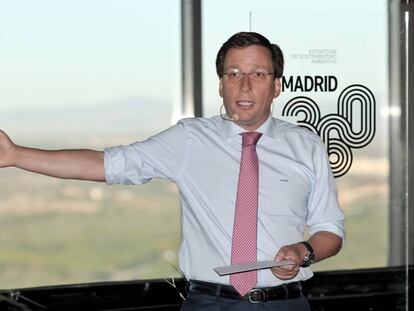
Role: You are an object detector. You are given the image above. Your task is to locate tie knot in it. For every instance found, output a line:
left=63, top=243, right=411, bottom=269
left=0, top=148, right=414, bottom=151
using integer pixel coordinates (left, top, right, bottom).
left=241, top=132, right=262, bottom=147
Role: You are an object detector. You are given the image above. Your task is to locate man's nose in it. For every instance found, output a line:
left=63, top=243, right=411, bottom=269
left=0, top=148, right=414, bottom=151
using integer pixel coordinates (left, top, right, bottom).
left=240, top=73, right=252, bottom=91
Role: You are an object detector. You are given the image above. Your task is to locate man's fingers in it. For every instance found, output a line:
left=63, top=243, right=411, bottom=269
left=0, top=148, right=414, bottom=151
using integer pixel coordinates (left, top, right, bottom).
left=272, top=244, right=303, bottom=280
left=275, top=246, right=289, bottom=262
left=275, top=249, right=299, bottom=266
left=277, top=264, right=296, bottom=271
left=271, top=266, right=300, bottom=280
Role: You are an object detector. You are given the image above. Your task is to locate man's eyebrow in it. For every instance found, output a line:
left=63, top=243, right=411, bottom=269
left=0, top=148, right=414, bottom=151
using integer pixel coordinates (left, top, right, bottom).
left=224, top=66, right=271, bottom=71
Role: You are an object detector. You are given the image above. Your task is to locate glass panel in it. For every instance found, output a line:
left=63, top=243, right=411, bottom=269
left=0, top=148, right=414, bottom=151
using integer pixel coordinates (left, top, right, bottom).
left=0, top=0, right=180, bottom=288
left=203, top=0, right=389, bottom=270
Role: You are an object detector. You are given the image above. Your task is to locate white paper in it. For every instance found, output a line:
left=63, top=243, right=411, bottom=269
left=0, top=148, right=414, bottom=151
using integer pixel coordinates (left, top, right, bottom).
left=214, top=260, right=295, bottom=276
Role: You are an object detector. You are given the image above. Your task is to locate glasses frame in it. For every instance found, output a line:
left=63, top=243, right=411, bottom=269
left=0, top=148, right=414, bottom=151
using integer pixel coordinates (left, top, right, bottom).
left=222, top=69, right=275, bottom=82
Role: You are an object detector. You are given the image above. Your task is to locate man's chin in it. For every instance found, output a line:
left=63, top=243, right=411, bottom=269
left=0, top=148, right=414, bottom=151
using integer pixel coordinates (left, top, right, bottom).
left=234, top=119, right=262, bottom=131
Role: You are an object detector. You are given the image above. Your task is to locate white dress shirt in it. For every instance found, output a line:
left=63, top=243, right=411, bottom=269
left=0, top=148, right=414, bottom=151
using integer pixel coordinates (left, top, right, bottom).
left=104, top=115, right=345, bottom=287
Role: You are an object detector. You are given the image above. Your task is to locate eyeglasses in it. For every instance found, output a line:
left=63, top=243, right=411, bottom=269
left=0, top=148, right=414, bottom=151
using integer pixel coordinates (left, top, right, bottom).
left=222, top=69, right=275, bottom=82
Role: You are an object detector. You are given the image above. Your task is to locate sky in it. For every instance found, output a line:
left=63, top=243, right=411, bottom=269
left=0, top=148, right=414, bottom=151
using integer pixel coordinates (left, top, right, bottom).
left=0, top=0, right=387, bottom=121
left=0, top=0, right=180, bottom=112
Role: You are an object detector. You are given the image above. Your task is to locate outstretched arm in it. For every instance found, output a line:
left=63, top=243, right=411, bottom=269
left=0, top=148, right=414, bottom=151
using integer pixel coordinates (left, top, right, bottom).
left=0, top=130, right=105, bottom=182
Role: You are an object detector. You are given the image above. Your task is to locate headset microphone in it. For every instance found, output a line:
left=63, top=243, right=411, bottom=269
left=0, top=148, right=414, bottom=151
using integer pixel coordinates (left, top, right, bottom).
left=230, top=113, right=240, bottom=122
left=220, top=104, right=240, bottom=122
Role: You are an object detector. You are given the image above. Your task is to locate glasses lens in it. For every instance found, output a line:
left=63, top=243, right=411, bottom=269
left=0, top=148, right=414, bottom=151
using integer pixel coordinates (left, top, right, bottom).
left=225, top=70, right=241, bottom=80
left=251, top=70, right=269, bottom=81
left=224, top=69, right=272, bottom=82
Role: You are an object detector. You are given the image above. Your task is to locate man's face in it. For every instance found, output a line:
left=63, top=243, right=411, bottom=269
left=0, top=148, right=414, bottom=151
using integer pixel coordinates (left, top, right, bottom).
left=219, top=45, right=281, bottom=131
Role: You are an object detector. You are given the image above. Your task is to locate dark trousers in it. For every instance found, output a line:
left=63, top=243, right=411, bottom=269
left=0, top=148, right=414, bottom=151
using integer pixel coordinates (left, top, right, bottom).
left=180, top=288, right=311, bottom=311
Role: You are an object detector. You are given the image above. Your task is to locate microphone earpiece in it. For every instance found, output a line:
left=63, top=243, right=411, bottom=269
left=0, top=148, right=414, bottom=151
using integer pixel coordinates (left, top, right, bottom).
left=230, top=113, right=240, bottom=122
left=220, top=104, right=240, bottom=122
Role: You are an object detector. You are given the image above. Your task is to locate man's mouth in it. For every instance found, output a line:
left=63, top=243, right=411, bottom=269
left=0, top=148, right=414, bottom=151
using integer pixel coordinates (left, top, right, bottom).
left=236, top=100, right=254, bottom=107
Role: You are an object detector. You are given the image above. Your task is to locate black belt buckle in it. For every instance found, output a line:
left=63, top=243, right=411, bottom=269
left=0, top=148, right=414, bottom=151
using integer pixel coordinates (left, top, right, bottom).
left=247, top=288, right=266, bottom=303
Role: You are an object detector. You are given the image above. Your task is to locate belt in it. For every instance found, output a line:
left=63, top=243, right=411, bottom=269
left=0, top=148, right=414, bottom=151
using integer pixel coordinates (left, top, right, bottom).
left=188, top=280, right=302, bottom=303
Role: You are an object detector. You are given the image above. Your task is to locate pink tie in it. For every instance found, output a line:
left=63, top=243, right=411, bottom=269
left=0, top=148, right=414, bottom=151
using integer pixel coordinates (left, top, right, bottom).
left=230, top=131, right=262, bottom=296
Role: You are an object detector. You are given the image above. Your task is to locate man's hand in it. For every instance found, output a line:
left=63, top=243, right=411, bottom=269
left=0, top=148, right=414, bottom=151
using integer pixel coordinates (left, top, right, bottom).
left=271, top=244, right=303, bottom=280
left=0, top=130, right=16, bottom=168
left=271, top=232, right=343, bottom=280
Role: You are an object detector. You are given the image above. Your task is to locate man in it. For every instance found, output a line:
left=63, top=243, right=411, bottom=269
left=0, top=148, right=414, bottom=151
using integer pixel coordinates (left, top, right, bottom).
left=0, top=32, right=344, bottom=310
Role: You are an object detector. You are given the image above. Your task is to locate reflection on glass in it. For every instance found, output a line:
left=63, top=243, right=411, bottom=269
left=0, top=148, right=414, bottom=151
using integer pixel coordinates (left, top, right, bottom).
left=0, top=0, right=180, bottom=289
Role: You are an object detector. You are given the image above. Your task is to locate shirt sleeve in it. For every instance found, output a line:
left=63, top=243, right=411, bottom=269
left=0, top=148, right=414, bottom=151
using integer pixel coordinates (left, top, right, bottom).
left=306, top=139, right=345, bottom=240
left=104, top=121, right=190, bottom=185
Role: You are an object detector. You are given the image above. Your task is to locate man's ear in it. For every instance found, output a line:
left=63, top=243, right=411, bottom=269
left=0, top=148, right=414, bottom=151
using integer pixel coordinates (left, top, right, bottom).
left=273, top=78, right=281, bottom=98
left=219, top=79, right=223, bottom=98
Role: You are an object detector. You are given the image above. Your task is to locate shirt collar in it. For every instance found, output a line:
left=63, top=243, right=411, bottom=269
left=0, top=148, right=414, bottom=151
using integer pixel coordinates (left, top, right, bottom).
left=220, top=114, right=279, bottom=141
